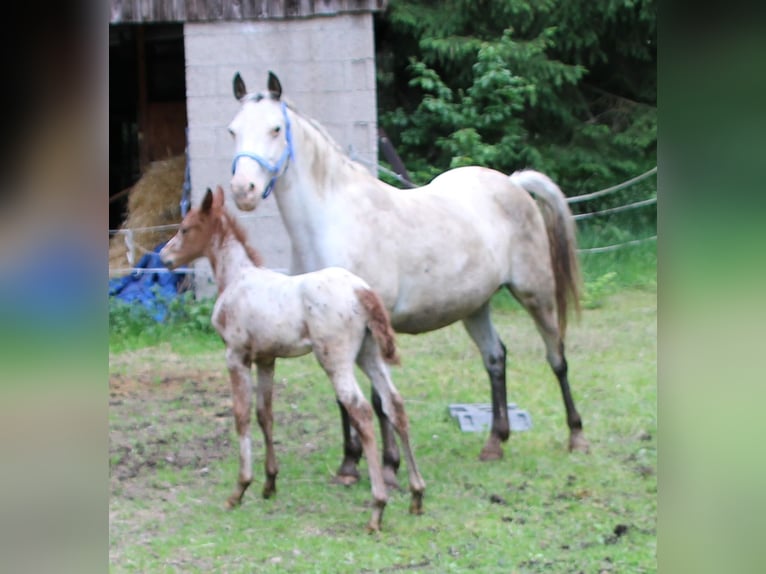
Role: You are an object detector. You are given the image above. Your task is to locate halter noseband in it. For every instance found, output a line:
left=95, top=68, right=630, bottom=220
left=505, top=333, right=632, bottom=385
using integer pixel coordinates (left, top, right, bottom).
left=231, top=101, right=294, bottom=199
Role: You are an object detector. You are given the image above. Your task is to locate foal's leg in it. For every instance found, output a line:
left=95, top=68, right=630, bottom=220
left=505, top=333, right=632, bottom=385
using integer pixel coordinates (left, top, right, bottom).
left=316, top=349, right=388, bottom=531
left=514, top=289, right=589, bottom=452
left=462, top=303, right=510, bottom=461
left=224, top=349, right=255, bottom=508
left=255, top=359, right=279, bottom=497
left=357, top=336, right=426, bottom=514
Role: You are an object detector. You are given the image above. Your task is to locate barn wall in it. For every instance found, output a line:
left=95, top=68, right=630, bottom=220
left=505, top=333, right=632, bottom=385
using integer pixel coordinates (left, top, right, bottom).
left=184, top=13, right=378, bottom=293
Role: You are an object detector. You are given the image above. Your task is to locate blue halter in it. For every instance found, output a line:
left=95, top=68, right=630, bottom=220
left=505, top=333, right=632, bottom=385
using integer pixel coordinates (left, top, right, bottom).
left=230, top=101, right=294, bottom=199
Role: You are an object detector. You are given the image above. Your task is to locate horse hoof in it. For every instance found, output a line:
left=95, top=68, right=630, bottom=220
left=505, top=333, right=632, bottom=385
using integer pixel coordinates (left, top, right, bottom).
left=568, top=431, right=590, bottom=453
left=262, top=486, right=276, bottom=499
left=332, top=473, right=359, bottom=487
left=225, top=497, right=241, bottom=510
left=479, top=446, right=503, bottom=461
left=409, top=493, right=424, bottom=515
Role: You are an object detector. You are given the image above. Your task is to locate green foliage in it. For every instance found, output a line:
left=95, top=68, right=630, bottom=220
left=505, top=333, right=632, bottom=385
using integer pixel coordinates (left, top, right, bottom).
left=375, top=0, right=657, bottom=201
left=109, top=291, right=218, bottom=351
left=582, top=271, right=619, bottom=309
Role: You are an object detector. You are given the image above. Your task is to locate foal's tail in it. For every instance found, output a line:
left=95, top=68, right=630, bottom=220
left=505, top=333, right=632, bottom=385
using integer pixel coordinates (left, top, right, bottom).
left=355, top=288, right=401, bottom=365
left=509, top=170, right=582, bottom=336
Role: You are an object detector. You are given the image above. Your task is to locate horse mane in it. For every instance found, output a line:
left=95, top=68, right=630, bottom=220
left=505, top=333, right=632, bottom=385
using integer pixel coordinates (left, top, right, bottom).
left=219, top=209, right=264, bottom=267
left=283, top=101, right=372, bottom=188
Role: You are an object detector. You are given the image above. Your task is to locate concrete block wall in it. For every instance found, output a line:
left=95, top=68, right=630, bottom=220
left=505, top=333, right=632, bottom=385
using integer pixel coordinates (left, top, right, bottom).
left=184, top=14, right=379, bottom=294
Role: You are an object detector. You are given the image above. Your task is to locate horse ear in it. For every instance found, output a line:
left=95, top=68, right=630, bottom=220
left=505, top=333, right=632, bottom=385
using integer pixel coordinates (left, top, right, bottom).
left=267, top=71, right=282, bottom=100
left=213, top=185, right=225, bottom=209
left=233, top=72, right=247, bottom=100
left=201, top=188, right=214, bottom=214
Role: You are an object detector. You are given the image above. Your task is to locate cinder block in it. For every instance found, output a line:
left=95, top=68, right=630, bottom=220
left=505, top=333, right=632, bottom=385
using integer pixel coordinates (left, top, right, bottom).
left=183, top=15, right=379, bottom=280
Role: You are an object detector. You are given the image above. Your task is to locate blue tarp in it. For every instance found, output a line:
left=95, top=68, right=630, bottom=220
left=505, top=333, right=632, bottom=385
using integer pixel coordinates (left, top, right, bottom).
left=108, top=242, right=187, bottom=322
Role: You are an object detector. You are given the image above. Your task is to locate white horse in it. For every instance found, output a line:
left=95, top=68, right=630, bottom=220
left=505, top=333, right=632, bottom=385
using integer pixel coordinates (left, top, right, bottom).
left=160, top=186, right=425, bottom=532
left=227, top=72, right=589, bottom=486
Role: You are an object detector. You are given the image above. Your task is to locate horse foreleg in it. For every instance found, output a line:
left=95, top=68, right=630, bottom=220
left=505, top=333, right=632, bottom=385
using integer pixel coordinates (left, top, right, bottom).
left=463, top=304, right=510, bottom=461
left=255, top=359, right=279, bottom=497
left=334, top=401, right=363, bottom=486
left=225, top=349, right=254, bottom=508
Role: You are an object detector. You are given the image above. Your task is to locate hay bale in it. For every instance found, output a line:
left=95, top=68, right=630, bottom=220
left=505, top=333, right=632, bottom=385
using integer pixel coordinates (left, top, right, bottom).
left=109, top=155, right=185, bottom=276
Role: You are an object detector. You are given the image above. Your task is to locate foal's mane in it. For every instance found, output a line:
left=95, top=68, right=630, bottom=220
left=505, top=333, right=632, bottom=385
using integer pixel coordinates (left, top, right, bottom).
left=218, top=208, right=264, bottom=267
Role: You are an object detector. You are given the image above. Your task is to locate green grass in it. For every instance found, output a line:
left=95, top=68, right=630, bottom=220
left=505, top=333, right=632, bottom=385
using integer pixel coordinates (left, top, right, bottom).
left=110, top=224, right=655, bottom=572
left=110, top=278, right=656, bottom=573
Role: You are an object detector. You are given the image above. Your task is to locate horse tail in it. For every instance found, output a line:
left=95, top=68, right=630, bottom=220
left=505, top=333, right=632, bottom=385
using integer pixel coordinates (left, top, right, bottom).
left=355, top=288, right=401, bottom=365
left=509, top=170, right=582, bottom=336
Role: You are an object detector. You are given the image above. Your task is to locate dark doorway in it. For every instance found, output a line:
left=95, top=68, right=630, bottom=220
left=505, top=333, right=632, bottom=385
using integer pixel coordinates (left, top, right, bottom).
left=109, top=24, right=187, bottom=231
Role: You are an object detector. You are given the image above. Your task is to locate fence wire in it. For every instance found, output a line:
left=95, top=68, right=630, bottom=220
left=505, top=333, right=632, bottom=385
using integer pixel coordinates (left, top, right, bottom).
left=109, top=166, right=657, bottom=275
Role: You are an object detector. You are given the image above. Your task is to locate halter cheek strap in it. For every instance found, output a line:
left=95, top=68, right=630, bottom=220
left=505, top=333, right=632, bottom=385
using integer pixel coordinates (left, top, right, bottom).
left=231, top=101, right=294, bottom=199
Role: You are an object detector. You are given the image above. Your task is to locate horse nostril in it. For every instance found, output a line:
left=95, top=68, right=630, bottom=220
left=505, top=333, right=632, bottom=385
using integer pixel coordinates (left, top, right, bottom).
left=248, top=182, right=255, bottom=191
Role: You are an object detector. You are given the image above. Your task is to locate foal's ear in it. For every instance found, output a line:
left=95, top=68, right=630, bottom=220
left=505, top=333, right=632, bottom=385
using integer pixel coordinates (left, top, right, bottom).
left=233, top=72, right=247, bottom=100
left=201, top=188, right=214, bottom=214
left=213, top=185, right=225, bottom=209
left=267, top=71, right=282, bottom=100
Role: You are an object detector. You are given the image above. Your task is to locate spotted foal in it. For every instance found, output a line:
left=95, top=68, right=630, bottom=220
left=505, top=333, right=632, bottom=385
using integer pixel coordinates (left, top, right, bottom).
left=160, top=186, right=425, bottom=531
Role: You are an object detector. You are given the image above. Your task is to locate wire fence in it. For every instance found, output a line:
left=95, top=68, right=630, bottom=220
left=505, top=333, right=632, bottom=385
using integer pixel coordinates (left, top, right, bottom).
left=109, top=166, right=656, bottom=276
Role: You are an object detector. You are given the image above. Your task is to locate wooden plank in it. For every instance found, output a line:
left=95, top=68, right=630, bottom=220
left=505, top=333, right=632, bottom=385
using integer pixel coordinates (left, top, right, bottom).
left=267, top=0, right=286, bottom=19
left=241, top=0, right=269, bottom=19
left=110, top=0, right=386, bottom=23
left=222, top=0, right=243, bottom=20
left=145, top=101, right=188, bottom=161
left=135, top=26, right=149, bottom=171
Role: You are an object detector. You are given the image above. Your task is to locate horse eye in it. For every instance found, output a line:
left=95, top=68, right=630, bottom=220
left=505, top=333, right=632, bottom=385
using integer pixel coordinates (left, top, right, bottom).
left=272, top=126, right=281, bottom=135
left=228, top=128, right=235, bottom=137
left=181, top=228, right=188, bottom=235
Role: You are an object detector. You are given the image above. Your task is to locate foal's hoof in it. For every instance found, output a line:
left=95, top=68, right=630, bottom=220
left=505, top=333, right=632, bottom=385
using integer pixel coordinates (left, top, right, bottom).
left=383, top=467, right=403, bottom=492
left=365, top=521, right=381, bottom=534
left=224, top=496, right=242, bottom=510
left=568, top=430, right=590, bottom=453
left=332, top=473, right=360, bottom=487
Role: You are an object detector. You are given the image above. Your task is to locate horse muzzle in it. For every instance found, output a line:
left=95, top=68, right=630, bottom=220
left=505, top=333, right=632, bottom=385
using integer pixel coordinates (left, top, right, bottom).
left=231, top=185, right=260, bottom=211
left=159, top=246, right=176, bottom=270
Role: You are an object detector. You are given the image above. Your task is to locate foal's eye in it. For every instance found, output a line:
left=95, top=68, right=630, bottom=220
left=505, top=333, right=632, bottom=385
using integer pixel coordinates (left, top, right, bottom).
left=271, top=126, right=281, bottom=137
left=180, top=228, right=188, bottom=235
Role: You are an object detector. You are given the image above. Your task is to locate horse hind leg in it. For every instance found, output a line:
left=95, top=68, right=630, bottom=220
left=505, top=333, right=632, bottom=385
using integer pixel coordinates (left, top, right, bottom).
left=462, top=303, right=510, bottom=461
left=512, top=287, right=589, bottom=453
left=357, top=335, right=426, bottom=512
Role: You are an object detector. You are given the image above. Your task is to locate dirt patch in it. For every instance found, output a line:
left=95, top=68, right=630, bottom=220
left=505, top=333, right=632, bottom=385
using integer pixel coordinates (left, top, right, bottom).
left=109, top=347, right=329, bottom=502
